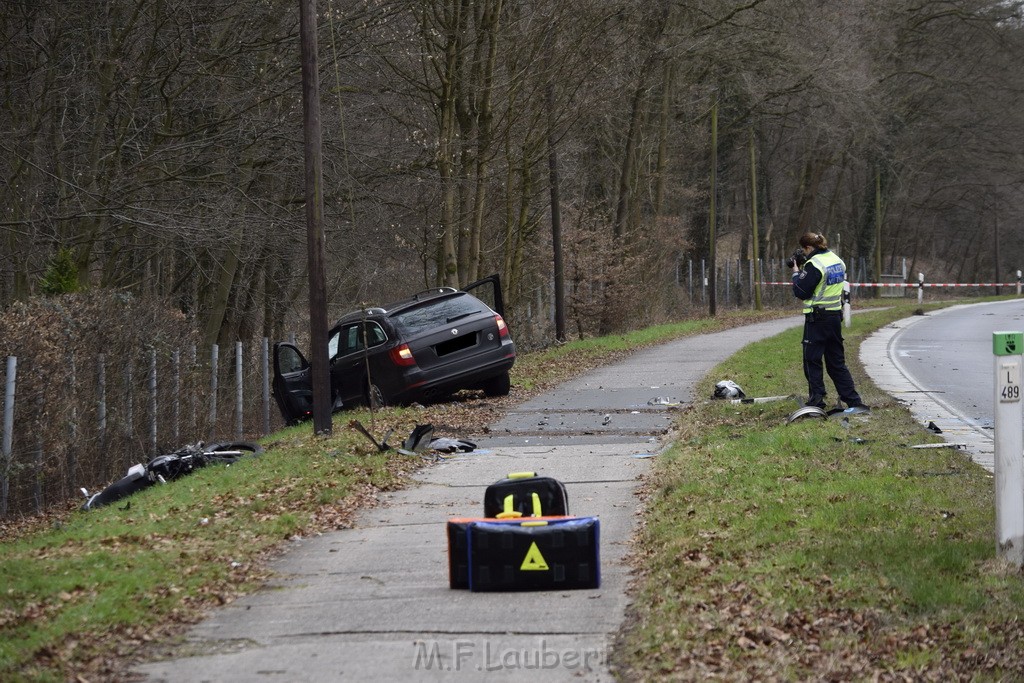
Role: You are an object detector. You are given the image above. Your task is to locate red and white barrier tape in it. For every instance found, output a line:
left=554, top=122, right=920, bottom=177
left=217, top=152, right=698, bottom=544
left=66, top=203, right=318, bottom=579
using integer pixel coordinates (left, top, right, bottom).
left=762, top=281, right=1019, bottom=288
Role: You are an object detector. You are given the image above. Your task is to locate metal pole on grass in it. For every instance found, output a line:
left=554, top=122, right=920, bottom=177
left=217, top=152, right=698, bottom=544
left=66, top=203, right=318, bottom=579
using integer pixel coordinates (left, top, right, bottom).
left=68, top=354, right=78, bottom=495
left=148, top=349, right=157, bottom=456
left=2, top=357, right=13, bottom=458
left=172, top=350, right=180, bottom=444
left=235, top=341, right=243, bottom=440
left=262, top=338, right=271, bottom=436
left=2, top=357, right=16, bottom=516
left=97, top=355, right=106, bottom=453
left=209, top=344, right=219, bottom=441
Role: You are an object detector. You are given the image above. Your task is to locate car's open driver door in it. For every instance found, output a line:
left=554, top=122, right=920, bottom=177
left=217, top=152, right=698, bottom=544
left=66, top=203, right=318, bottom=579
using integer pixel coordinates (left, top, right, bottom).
left=272, top=342, right=313, bottom=425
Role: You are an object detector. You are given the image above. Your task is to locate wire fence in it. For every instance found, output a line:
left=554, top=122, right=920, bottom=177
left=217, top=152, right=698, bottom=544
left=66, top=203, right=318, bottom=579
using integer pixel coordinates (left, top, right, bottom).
left=1, top=339, right=285, bottom=518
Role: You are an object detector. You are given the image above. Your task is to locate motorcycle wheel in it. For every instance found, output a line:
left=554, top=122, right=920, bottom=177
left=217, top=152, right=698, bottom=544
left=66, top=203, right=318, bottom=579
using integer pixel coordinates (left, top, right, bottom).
left=82, top=474, right=154, bottom=510
left=202, top=441, right=263, bottom=464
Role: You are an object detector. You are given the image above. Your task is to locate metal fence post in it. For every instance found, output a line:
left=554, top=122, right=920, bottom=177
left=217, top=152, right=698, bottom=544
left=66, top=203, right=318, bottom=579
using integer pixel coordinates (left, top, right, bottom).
left=33, top=396, right=43, bottom=514
left=148, top=349, right=158, bottom=456
left=725, top=259, right=731, bottom=304
left=67, top=354, right=78, bottom=495
left=172, top=350, right=180, bottom=444
left=97, top=354, right=106, bottom=455
left=209, top=344, right=219, bottom=441
left=235, top=341, right=243, bottom=440
left=2, top=357, right=16, bottom=516
left=125, top=361, right=134, bottom=441
left=189, top=344, right=197, bottom=436
left=262, top=337, right=271, bottom=436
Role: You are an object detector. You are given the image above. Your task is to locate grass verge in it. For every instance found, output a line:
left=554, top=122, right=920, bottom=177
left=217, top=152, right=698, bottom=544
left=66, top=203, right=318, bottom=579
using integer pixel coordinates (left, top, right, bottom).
left=0, top=306, right=791, bottom=681
left=0, top=417, right=426, bottom=681
left=612, top=301, right=1024, bottom=680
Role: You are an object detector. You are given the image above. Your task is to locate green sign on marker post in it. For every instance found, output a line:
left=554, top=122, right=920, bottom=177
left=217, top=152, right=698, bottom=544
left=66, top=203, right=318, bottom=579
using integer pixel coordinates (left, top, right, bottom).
left=994, top=331, right=1023, bottom=356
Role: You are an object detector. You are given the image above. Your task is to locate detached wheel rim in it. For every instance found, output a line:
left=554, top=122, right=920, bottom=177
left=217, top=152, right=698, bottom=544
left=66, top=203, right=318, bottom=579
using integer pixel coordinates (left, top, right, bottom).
left=368, top=384, right=387, bottom=410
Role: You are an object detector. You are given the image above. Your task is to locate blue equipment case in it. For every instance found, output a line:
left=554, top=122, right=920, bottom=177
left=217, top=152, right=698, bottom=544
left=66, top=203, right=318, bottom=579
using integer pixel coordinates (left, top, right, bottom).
left=447, top=516, right=600, bottom=592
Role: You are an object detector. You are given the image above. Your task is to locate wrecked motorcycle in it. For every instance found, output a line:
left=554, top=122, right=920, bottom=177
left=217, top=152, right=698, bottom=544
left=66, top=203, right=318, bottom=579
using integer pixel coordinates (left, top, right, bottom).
left=80, top=441, right=262, bottom=510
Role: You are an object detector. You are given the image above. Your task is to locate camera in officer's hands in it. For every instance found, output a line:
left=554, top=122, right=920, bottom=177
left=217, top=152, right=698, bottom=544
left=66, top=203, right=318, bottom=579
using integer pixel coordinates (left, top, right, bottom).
left=786, top=249, right=807, bottom=269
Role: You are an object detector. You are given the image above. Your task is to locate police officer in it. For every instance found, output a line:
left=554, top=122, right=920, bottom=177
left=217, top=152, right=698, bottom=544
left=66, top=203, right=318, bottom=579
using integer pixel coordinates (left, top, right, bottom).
left=790, top=232, right=868, bottom=411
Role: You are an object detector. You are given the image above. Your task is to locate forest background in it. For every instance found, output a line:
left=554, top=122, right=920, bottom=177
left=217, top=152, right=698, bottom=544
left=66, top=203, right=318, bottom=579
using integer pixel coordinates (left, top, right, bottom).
left=5, top=0, right=1024, bottom=343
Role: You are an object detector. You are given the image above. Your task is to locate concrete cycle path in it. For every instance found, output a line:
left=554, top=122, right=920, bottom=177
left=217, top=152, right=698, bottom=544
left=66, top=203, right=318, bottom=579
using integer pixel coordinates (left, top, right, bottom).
left=136, top=315, right=803, bottom=683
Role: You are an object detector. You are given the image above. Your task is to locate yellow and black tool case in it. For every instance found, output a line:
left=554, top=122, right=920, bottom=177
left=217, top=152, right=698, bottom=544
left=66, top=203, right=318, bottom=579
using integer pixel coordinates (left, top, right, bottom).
left=447, top=516, right=600, bottom=592
left=483, top=471, right=569, bottom=519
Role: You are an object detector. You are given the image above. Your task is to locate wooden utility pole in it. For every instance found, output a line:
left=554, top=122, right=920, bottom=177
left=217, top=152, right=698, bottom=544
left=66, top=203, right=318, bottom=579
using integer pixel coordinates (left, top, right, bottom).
left=749, top=126, right=762, bottom=311
left=708, top=93, right=718, bottom=316
left=546, top=44, right=565, bottom=342
left=299, top=0, right=332, bottom=435
left=994, top=212, right=1002, bottom=296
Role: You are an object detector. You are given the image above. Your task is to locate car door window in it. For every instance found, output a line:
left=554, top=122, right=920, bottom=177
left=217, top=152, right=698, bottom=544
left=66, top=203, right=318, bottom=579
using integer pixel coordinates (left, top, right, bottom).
left=278, top=346, right=308, bottom=374
left=336, top=322, right=387, bottom=356
left=328, top=330, right=340, bottom=359
left=365, top=322, right=387, bottom=347
left=337, top=324, right=361, bottom=355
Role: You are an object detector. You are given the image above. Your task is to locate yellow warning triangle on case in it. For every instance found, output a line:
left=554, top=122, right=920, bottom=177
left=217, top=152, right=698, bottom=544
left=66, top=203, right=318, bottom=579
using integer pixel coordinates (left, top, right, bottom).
left=520, top=541, right=549, bottom=571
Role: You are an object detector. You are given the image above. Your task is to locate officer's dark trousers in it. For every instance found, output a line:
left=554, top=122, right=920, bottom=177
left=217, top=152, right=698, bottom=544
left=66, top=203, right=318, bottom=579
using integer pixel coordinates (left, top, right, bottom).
left=802, top=312, right=862, bottom=407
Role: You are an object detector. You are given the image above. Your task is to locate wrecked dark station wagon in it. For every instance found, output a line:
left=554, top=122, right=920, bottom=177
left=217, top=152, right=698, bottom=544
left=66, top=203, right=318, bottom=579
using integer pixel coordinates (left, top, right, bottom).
left=272, top=275, right=516, bottom=424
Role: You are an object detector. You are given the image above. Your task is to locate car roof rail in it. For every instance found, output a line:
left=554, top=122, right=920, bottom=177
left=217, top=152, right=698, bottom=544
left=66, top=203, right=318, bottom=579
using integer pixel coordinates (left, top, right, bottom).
left=410, top=286, right=458, bottom=300
left=336, top=306, right=387, bottom=322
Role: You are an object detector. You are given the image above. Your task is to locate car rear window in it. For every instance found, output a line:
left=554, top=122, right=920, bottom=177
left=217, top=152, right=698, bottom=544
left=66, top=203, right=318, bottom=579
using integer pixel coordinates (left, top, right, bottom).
left=390, top=294, right=488, bottom=336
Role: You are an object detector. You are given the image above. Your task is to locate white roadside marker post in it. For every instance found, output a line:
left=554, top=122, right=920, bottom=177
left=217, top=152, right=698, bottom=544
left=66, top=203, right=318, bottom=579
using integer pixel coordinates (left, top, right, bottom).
left=917, top=272, right=924, bottom=305
left=994, top=331, right=1024, bottom=566
left=842, top=281, right=851, bottom=328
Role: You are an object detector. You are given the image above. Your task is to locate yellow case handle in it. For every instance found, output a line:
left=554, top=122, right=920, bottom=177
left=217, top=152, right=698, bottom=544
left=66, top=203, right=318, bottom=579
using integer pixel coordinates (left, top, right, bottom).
left=496, top=494, right=523, bottom=519
left=508, top=471, right=537, bottom=479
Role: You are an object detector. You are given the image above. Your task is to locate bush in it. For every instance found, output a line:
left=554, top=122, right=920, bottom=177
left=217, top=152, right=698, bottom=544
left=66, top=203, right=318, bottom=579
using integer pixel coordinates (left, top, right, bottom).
left=0, top=292, right=201, bottom=515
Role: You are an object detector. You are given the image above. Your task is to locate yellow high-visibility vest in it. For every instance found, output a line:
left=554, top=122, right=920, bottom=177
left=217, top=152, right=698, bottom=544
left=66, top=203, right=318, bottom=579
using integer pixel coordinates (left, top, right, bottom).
left=802, top=251, right=845, bottom=314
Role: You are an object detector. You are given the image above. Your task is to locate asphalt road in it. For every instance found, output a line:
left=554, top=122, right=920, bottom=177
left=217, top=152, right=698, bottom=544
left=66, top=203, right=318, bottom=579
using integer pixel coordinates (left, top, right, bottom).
left=888, top=299, right=1024, bottom=429
left=861, top=298, right=1024, bottom=472
left=134, top=315, right=804, bottom=683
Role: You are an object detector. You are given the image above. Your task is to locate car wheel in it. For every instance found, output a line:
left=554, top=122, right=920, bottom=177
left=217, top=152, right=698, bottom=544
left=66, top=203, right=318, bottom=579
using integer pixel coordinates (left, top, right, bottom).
left=482, top=371, right=511, bottom=397
left=366, top=382, right=388, bottom=410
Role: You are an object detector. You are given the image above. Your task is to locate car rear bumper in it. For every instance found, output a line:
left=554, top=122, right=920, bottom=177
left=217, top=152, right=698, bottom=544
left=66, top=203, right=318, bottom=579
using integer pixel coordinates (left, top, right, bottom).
left=389, top=344, right=516, bottom=403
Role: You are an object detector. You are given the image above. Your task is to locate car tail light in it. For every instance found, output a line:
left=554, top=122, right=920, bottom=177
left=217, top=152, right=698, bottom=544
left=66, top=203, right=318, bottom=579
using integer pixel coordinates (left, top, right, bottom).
left=389, top=343, right=417, bottom=366
left=495, top=315, right=509, bottom=338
